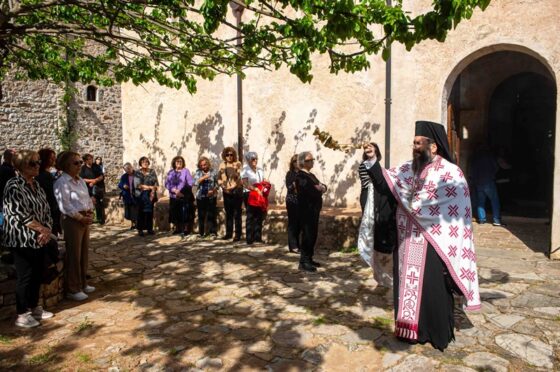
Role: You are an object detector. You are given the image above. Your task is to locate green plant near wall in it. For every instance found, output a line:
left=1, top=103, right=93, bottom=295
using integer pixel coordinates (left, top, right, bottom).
left=56, top=83, right=79, bottom=151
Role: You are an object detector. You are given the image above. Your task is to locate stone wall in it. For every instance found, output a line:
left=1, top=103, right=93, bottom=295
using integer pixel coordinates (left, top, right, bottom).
left=0, top=256, right=65, bottom=321
left=0, top=77, right=124, bottom=190
left=0, top=78, right=63, bottom=151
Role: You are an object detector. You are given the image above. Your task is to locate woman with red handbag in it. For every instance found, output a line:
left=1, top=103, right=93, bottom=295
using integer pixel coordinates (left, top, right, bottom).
left=241, top=151, right=266, bottom=245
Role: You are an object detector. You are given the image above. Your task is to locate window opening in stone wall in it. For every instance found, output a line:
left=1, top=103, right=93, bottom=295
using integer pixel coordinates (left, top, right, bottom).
left=86, top=85, right=98, bottom=102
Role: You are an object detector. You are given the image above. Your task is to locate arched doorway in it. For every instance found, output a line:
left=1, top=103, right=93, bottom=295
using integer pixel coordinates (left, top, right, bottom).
left=445, top=50, right=557, bottom=221
left=488, top=72, right=556, bottom=217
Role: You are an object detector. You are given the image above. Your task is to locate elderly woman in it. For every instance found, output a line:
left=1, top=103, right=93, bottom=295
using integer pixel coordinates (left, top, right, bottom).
left=3, top=150, right=54, bottom=327
left=295, top=151, right=327, bottom=272
left=118, top=162, right=138, bottom=230
left=241, top=151, right=266, bottom=245
left=165, top=156, right=194, bottom=235
left=217, top=147, right=243, bottom=241
left=36, top=148, right=61, bottom=236
left=193, top=156, right=218, bottom=237
left=285, top=155, right=300, bottom=253
left=54, top=151, right=95, bottom=301
left=134, top=156, right=159, bottom=236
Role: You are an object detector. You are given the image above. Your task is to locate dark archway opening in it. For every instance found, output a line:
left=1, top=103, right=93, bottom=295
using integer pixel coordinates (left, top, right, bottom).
left=488, top=72, right=557, bottom=218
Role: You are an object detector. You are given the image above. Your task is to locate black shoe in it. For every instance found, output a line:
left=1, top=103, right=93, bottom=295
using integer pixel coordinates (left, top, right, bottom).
left=288, top=247, right=300, bottom=254
left=311, top=260, right=321, bottom=267
left=246, top=241, right=254, bottom=245
left=233, top=237, right=241, bottom=242
left=255, top=239, right=264, bottom=243
left=220, top=235, right=232, bottom=240
left=147, top=230, right=155, bottom=235
left=138, top=231, right=145, bottom=237
left=172, top=229, right=181, bottom=235
left=477, top=220, right=486, bottom=225
left=299, top=262, right=317, bottom=272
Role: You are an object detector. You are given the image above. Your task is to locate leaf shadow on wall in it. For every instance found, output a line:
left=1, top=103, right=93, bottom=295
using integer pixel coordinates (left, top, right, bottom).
left=169, top=110, right=225, bottom=169
left=315, top=121, right=381, bottom=207
left=139, top=103, right=167, bottom=185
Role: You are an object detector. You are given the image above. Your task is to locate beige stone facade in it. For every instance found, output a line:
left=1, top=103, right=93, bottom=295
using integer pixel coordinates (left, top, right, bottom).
left=1, top=0, right=558, bottom=255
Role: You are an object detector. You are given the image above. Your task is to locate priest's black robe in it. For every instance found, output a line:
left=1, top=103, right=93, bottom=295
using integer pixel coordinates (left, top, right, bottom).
left=367, top=161, right=457, bottom=351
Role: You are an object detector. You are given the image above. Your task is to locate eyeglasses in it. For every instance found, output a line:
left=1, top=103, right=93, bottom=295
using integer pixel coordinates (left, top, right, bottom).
left=28, top=160, right=41, bottom=167
left=73, top=160, right=84, bottom=166
left=250, top=158, right=258, bottom=161
left=225, top=153, right=234, bottom=157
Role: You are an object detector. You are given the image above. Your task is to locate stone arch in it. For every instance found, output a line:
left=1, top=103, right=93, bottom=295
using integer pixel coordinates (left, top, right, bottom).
left=441, top=43, right=556, bottom=124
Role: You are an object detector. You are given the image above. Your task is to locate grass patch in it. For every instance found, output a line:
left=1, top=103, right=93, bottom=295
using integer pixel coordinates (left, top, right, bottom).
left=73, top=317, right=94, bottom=334
left=76, top=352, right=91, bottom=363
left=341, top=246, right=359, bottom=254
left=0, top=335, right=13, bottom=345
left=371, top=316, right=393, bottom=331
left=27, top=348, right=54, bottom=366
left=313, top=316, right=326, bottom=325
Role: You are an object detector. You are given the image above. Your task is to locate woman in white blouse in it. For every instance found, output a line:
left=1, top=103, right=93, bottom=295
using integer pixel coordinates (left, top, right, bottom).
left=241, top=151, right=266, bottom=245
left=54, top=151, right=95, bottom=301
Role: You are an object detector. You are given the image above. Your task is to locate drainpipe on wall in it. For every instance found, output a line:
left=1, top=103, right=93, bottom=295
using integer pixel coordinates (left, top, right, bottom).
left=384, top=0, right=392, bottom=168
left=230, top=3, right=244, bottom=160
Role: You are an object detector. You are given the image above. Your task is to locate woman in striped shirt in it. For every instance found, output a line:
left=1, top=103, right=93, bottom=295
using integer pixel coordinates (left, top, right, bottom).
left=3, top=150, right=54, bottom=328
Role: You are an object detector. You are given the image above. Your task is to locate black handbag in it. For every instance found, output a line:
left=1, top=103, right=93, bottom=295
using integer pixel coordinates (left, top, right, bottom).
left=41, top=239, right=60, bottom=284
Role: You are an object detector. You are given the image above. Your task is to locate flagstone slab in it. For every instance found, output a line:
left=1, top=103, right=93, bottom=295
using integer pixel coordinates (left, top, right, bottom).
left=387, top=354, right=439, bottom=372
left=463, top=351, right=510, bottom=372
left=511, top=293, right=560, bottom=307
left=495, top=333, right=554, bottom=369
left=486, top=314, right=525, bottom=329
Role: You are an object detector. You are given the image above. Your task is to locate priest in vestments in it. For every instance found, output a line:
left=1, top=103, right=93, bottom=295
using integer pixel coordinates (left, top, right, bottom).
left=363, top=121, right=481, bottom=351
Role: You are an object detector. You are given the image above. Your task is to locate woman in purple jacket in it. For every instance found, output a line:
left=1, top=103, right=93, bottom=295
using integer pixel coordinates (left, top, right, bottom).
left=165, top=156, right=194, bottom=235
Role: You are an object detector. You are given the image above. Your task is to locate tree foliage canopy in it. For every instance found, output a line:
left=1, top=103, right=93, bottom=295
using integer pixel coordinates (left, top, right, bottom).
left=0, top=0, right=491, bottom=92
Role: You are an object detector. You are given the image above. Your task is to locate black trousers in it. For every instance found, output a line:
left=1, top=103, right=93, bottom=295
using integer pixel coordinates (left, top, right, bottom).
left=197, top=197, right=217, bottom=235
left=94, top=194, right=105, bottom=223
left=299, top=207, right=321, bottom=263
left=223, top=192, right=243, bottom=238
left=12, top=248, right=44, bottom=314
left=244, top=193, right=264, bottom=243
left=137, top=208, right=154, bottom=233
left=286, top=201, right=301, bottom=250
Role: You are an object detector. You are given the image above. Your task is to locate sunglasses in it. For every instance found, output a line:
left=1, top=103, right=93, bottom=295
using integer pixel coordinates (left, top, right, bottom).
left=225, top=153, right=234, bottom=157
left=73, top=160, right=84, bottom=166
left=304, top=158, right=315, bottom=162
left=28, top=160, right=41, bottom=167
left=250, top=158, right=258, bottom=161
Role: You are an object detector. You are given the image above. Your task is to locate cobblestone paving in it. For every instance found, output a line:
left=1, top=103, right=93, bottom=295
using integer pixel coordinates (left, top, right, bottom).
left=0, top=222, right=559, bottom=371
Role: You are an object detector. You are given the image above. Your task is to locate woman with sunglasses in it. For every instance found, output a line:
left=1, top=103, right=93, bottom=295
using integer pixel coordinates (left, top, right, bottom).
left=3, top=150, right=54, bottom=327
left=217, top=147, right=243, bottom=241
left=295, top=151, right=327, bottom=272
left=134, top=156, right=159, bottom=236
left=241, top=151, right=266, bottom=245
left=54, top=151, right=95, bottom=302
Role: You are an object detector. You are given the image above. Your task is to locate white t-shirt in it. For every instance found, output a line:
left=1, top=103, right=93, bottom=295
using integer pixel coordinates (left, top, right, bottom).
left=241, top=165, right=264, bottom=192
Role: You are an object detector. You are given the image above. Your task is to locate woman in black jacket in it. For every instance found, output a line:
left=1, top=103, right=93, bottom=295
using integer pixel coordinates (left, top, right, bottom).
left=285, top=155, right=300, bottom=253
left=295, top=151, right=327, bottom=272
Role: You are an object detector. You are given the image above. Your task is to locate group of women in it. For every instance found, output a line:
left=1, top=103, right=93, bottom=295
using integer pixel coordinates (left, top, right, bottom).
left=119, top=147, right=269, bottom=244
left=2, top=149, right=96, bottom=328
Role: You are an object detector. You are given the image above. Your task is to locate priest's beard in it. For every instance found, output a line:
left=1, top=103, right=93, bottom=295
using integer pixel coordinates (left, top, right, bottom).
left=412, top=148, right=432, bottom=174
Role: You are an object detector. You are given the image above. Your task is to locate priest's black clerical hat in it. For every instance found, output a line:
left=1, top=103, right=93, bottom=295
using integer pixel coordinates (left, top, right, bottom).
left=415, top=121, right=454, bottom=163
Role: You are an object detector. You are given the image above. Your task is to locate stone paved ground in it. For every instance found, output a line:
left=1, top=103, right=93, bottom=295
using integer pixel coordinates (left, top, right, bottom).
left=0, top=220, right=559, bottom=371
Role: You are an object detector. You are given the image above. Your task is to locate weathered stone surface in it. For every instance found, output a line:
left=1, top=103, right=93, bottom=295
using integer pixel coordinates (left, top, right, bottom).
left=463, top=352, right=510, bottom=372
left=486, top=314, right=525, bottom=329
left=388, top=355, right=439, bottom=372
left=495, top=333, right=554, bottom=369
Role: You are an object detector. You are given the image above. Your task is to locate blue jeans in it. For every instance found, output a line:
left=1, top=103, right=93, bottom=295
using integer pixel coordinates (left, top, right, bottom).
left=476, top=182, right=501, bottom=223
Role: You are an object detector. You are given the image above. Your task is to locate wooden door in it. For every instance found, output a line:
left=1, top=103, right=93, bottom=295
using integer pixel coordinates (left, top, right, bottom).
left=447, top=104, right=460, bottom=164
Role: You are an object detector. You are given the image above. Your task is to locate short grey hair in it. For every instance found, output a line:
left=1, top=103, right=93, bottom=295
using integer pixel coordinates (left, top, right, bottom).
left=297, top=151, right=312, bottom=168
left=244, top=151, right=258, bottom=163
